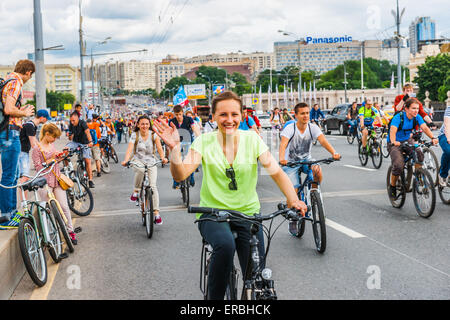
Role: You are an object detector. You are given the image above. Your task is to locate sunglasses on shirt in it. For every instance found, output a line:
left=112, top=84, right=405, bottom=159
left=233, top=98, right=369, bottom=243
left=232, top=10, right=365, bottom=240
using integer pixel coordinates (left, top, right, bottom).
left=225, top=167, right=238, bottom=191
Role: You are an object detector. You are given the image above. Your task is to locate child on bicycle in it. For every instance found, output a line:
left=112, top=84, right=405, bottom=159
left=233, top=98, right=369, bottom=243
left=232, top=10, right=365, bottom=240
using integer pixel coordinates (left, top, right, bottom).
left=153, top=91, right=307, bottom=300
left=31, top=123, right=77, bottom=245
left=122, top=115, right=168, bottom=225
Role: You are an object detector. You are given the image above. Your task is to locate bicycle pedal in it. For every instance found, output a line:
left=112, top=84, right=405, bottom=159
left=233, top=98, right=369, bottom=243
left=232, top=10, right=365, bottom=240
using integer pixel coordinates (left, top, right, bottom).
left=59, top=253, right=69, bottom=259
left=74, top=226, right=82, bottom=233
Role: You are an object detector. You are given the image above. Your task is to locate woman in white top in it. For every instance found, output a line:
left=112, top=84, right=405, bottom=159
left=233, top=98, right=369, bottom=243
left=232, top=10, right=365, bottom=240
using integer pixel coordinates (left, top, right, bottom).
left=269, top=107, right=284, bottom=131
left=122, top=115, right=168, bottom=225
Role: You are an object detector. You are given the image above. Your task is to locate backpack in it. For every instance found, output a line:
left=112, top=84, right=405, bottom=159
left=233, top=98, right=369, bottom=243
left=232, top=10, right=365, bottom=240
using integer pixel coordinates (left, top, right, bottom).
left=0, top=78, right=22, bottom=135
left=388, top=111, right=419, bottom=137
left=287, top=122, right=314, bottom=145
left=89, top=128, right=98, bottom=145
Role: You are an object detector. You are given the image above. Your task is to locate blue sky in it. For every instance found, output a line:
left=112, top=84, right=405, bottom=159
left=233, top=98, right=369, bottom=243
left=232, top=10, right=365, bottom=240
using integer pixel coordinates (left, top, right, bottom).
left=0, top=0, right=449, bottom=66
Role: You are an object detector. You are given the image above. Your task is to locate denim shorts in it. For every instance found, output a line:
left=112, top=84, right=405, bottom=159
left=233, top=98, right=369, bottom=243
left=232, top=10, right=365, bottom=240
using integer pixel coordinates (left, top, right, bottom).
left=282, top=163, right=310, bottom=189
left=18, top=151, right=30, bottom=177
left=66, top=142, right=92, bottom=159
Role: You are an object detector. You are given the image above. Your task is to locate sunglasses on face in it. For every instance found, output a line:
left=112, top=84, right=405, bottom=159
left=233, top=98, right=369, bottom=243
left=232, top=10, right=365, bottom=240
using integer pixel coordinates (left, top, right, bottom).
left=225, top=167, right=237, bottom=191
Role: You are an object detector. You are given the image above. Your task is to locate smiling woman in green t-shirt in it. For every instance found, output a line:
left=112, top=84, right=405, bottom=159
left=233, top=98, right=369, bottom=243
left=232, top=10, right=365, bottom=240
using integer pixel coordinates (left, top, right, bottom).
left=153, top=91, right=306, bottom=300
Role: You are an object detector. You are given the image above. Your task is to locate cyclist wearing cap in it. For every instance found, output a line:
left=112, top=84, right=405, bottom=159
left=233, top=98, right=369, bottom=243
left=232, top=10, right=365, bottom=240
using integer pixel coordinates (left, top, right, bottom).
left=153, top=91, right=306, bottom=300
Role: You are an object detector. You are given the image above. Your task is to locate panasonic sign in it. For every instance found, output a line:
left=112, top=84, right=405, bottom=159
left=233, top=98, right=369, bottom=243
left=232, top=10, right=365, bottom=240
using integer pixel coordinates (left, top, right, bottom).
left=305, top=36, right=353, bottom=44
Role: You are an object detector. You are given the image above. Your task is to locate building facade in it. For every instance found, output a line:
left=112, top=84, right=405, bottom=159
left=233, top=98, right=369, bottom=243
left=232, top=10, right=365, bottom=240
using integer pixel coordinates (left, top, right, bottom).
left=0, top=64, right=79, bottom=99
left=184, top=52, right=274, bottom=74
left=409, top=17, right=436, bottom=55
left=156, top=55, right=185, bottom=93
left=274, top=40, right=362, bottom=74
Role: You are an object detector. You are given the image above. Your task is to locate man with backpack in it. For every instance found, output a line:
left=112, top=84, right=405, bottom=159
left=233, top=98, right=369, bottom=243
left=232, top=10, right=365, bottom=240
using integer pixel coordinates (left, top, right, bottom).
left=239, top=107, right=260, bottom=135
left=0, top=59, right=35, bottom=226
left=359, top=98, right=383, bottom=153
left=387, top=98, right=439, bottom=198
left=67, top=111, right=95, bottom=188
left=279, top=102, right=340, bottom=235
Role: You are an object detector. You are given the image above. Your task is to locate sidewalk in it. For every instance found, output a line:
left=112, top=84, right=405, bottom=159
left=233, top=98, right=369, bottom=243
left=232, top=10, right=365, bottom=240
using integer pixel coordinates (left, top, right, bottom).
left=0, top=135, right=70, bottom=300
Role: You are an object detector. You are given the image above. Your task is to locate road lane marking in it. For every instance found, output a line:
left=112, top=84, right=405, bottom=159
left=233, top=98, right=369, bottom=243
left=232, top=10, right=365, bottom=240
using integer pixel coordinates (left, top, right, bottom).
left=343, top=165, right=378, bottom=172
left=325, top=218, right=366, bottom=238
left=30, top=218, right=77, bottom=300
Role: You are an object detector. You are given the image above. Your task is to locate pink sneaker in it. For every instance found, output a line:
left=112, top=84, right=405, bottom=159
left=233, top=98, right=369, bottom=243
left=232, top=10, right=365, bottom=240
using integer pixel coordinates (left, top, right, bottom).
left=130, top=193, right=138, bottom=202
left=154, top=215, right=163, bottom=225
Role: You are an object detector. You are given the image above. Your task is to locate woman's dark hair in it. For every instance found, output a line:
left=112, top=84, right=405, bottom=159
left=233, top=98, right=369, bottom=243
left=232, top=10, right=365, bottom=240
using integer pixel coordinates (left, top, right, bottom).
left=405, top=98, right=420, bottom=109
left=211, top=91, right=243, bottom=114
left=134, top=115, right=152, bottom=132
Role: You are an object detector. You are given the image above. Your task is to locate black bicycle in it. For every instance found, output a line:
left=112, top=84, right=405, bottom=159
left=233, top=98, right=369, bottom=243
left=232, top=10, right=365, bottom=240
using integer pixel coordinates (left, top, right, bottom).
left=358, top=125, right=383, bottom=169
left=386, top=140, right=436, bottom=218
left=284, top=157, right=339, bottom=253
left=61, top=146, right=94, bottom=216
left=189, top=204, right=302, bottom=300
left=104, top=136, right=119, bottom=163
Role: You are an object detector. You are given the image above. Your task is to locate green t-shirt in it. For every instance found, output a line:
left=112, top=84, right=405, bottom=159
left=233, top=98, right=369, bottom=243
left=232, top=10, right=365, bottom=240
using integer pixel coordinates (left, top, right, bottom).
left=190, top=130, right=269, bottom=219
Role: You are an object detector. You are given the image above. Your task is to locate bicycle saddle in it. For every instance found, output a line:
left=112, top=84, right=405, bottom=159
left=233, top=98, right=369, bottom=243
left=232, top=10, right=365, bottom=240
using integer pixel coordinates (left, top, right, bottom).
left=23, top=177, right=47, bottom=192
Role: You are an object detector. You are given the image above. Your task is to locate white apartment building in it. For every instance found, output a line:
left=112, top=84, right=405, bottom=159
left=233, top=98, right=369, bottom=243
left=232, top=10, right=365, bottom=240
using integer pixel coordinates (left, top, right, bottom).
left=156, top=56, right=185, bottom=92
left=184, top=52, right=274, bottom=73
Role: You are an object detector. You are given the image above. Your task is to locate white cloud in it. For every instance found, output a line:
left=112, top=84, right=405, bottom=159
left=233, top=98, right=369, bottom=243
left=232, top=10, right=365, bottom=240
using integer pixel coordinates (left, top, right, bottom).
left=0, top=0, right=448, bottom=66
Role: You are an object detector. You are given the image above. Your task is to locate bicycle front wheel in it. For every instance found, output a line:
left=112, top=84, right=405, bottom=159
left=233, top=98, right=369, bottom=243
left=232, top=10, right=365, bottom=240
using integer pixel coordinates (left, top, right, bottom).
left=310, top=190, right=326, bottom=253
left=381, top=135, right=390, bottom=158
left=438, top=184, right=450, bottom=204
left=18, top=218, right=47, bottom=287
left=422, top=147, right=439, bottom=186
left=358, top=141, right=368, bottom=166
left=371, top=142, right=383, bottom=169
left=101, top=155, right=111, bottom=173
left=144, top=187, right=154, bottom=239
left=412, top=168, right=436, bottom=218
left=45, top=209, right=63, bottom=263
left=67, top=181, right=94, bottom=216
left=49, top=200, right=74, bottom=253
left=347, top=129, right=355, bottom=144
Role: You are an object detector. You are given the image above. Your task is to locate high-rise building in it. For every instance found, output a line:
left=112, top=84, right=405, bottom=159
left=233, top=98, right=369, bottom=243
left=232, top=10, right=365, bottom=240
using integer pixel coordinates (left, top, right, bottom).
left=409, top=17, right=436, bottom=55
left=274, top=39, right=362, bottom=74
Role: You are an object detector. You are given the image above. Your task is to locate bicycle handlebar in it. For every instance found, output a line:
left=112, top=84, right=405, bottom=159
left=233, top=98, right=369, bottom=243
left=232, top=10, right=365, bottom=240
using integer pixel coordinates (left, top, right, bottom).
left=0, top=161, right=56, bottom=189
left=188, top=204, right=300, bottom=223
left=285, top=157, right=340, bottom=167
left=125, top=160, right=163, bottom=169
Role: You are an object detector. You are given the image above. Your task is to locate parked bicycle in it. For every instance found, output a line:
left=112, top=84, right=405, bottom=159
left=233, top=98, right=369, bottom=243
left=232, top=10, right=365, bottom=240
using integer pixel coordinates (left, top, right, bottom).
left=358, top=125, right=383, bottom=169
left=126, top=159, right=162, bottom=238
left=284, top=157, right=339, bottom=253
left=189, top=204, right=301, bottom=300
left=61, top=146, right=94, bottom=216
left=386, top=140, right=436, bottom=218
left=0, top=161, right=66, bottom=287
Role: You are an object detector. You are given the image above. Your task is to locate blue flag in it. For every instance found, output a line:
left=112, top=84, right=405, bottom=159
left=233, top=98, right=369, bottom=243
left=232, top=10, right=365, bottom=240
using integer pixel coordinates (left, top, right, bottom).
left=173, top=85, right=189, bottom=107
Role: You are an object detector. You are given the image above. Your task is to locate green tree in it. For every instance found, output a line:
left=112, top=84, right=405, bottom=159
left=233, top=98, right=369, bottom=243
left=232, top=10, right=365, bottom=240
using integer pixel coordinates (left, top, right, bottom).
left=160, top=76, right=190, bottom=100
left=414, top=53, right=450, bottom=101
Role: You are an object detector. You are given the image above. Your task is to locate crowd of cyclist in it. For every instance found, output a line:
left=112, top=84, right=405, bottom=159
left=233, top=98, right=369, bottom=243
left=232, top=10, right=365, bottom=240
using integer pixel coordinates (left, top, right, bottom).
left=0, top=59, right=448, bottom=300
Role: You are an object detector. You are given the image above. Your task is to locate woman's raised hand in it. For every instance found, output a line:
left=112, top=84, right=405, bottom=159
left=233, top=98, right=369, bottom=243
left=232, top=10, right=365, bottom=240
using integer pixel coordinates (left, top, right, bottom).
left=152, top=120, right=180, bottom=150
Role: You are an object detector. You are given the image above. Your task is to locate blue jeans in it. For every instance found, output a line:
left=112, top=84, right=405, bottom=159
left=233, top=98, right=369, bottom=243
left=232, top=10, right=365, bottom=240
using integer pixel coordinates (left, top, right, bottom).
left=0, top=129, right=21, bottom=218
left=347, top=119, right=357, bottom=135
left=439, top=134, right=450, bottom=179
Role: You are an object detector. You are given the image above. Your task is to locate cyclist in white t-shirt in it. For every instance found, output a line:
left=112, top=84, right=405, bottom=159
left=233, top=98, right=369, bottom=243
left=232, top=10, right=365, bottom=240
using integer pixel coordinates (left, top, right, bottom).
left=279, top=102, right=341, bottom=190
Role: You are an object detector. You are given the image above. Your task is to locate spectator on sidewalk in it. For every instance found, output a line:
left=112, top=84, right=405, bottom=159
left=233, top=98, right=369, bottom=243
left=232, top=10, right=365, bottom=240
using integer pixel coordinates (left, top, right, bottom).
left=0, top=59, right=35, bottom=228
left=17, top=109, right=51, bottom=187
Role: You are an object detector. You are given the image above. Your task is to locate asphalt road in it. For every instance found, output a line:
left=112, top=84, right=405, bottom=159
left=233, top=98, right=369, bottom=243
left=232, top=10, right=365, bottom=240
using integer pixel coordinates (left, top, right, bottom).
left=11, top=130, right=450, bottom=300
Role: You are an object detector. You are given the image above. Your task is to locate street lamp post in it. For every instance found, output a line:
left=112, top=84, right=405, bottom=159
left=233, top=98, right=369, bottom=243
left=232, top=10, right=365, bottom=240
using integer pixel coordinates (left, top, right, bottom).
left=279, top=30, right=305, bottom=102
left=90, top=37, right=111, bottom=106
left=199, top=72, right=212, bottom=106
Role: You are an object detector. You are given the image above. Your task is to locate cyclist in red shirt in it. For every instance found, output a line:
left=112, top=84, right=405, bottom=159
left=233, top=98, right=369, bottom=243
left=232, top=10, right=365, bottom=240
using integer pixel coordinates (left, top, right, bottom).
left=394, top=83, right=435, bottom=128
